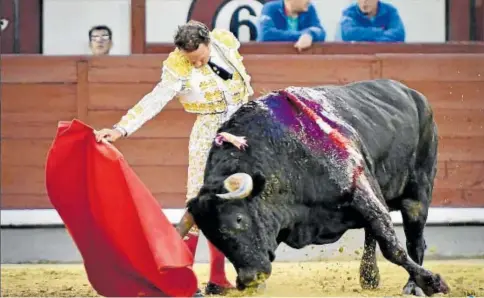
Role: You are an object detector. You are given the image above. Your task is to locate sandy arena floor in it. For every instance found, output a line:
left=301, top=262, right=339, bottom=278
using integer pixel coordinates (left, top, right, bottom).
left=1, top=260, right=483, bottom=297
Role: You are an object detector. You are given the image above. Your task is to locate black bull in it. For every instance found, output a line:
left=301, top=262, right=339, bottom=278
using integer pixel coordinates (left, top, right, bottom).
left=185, top=79, right=450, bottom=296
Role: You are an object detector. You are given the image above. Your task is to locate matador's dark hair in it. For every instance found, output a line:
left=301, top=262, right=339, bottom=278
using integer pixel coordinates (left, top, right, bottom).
left=174, top=20, right=211, bottom=52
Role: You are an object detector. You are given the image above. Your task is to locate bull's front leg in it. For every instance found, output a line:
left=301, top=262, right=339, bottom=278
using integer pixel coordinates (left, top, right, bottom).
left=351, top=175, right=449, bottom=296
left=359, top=228, right=380, bottom=289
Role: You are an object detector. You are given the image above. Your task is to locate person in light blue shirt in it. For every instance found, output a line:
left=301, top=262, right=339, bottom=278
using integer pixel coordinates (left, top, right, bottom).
left=337, top=0, right=405, bottom=42
left=257, top=0, right=326, bottom=51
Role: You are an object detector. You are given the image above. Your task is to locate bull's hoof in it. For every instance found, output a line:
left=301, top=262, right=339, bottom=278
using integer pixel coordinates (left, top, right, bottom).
left=235, top=279, right=267, bottom=295
left=193, top=288, right=204, bottom=297
left=359, top=263, right=380, bottom=289
left=204, top=282, right=233, bottom=296
left=415, top=273, right=450, bottom=296
left=402, top=280, right=425, bottom=297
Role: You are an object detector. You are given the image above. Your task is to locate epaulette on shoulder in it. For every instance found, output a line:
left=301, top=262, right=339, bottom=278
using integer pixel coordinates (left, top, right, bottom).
left=162, top=49, right=193, bottom=78
left=211, top=28, right=240, bottom=50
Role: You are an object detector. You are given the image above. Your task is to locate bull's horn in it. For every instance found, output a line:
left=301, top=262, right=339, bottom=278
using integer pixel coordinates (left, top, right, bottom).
left=216, top=173, right=254, bottom=199
left=176, top=210, right=195, bottom=239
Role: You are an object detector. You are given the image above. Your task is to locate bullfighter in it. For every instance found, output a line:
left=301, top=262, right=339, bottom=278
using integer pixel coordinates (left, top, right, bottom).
left=94, top=20, right=253, bottom=296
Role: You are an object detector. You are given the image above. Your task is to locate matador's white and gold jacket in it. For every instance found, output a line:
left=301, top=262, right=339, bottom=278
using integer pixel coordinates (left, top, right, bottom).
left=114, top=28, right=254, bottom=136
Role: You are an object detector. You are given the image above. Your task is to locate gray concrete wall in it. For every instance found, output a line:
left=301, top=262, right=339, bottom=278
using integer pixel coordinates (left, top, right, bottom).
left=2, top=226, right=484, bottom=264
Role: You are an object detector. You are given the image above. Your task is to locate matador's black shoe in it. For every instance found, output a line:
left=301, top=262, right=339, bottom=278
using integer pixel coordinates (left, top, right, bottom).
left=204, top=282, right=233, bottom=296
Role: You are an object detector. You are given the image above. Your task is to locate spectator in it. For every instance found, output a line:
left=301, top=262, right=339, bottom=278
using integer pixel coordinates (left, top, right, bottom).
left=337, top=0, right=405, bottom=42
left=257, top=0, right=326, bottom=51
left=89, top=25, right=112, bottom=55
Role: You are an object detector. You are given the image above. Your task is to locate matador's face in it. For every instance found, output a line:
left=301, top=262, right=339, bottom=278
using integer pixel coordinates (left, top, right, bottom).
left=181, top=43, right=211, bottom=68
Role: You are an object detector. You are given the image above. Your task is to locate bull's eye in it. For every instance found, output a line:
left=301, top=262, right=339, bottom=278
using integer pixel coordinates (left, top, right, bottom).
left=236, top=214, right=243, bottom=223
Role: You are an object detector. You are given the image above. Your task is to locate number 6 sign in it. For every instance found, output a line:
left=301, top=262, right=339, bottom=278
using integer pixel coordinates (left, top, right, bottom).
left=1, top=18, right=9, bottom=31
left=187, top=0, right=266, bottom=42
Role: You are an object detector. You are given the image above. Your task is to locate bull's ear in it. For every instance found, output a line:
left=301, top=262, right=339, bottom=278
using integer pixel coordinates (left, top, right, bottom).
left=250, top=171, right=266, bottom=199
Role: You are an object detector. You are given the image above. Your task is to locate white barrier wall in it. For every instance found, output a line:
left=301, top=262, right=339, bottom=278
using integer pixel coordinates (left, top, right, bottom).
left=145, top=0, right=193, bottom=44
left=43, top=0, right=131, bottom=55
left=2, top=208, right=484, bottom=227
left=42, top=0, right=446, bottom=55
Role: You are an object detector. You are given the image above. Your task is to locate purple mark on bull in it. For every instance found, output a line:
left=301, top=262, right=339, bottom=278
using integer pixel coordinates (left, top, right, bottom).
left=262, top=91, right=350, bottom=160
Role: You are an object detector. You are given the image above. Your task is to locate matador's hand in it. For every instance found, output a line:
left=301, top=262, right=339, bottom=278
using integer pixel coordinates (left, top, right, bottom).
left=94, top=128, right=123, bottom=143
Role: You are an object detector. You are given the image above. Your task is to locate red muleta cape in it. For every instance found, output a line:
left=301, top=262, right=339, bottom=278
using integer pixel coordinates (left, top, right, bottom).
left=45, top=119, right=197, bottom=297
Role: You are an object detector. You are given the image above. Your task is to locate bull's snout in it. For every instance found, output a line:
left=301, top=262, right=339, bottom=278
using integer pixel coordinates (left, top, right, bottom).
left=236, top=268, right=257, bottom=290
left=236, top=267, right=271, bottom=291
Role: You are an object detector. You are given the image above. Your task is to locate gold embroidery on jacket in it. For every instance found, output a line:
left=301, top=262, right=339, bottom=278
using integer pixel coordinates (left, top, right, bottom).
left=182, top=100, right=227, bottom=114
left=133, top=105, right=144, bottom=115
left=200, top=66, right=212, bottom=76
left=163, top=49, right=193, bottom=78
left=199, top=79, right=218, bottom=91
left=204, top=90, right=223, bottom=101
left=211, top=28, right=239, bottom=49
left=235, top=51, right=243, bottom=61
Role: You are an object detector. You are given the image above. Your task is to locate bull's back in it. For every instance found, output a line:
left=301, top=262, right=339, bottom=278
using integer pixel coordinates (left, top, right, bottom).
left=218, top=79, right=435, bottom=201
left=317, top=79, right=437, bottom=201
left=319, top=79, right=430, bottom=160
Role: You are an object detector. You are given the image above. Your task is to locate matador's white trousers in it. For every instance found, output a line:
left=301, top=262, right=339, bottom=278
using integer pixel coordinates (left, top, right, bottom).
left=185, top=113, right=225, bottom=202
